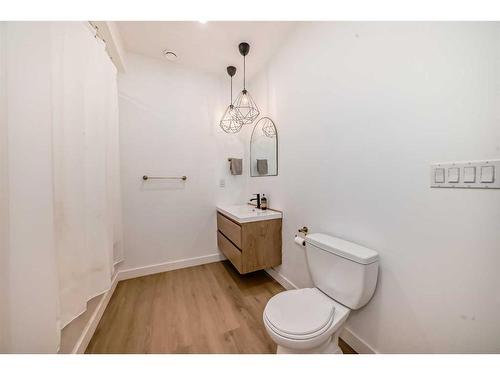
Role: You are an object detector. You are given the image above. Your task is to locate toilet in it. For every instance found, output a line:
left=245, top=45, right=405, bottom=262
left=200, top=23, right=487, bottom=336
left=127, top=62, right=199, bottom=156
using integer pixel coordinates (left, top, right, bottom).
left=263, top=233, right=379, bottom=354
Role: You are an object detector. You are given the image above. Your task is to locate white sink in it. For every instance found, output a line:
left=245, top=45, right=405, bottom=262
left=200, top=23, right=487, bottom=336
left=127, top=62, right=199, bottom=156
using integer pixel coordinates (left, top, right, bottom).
left=217, top=204, right=282, bottom=223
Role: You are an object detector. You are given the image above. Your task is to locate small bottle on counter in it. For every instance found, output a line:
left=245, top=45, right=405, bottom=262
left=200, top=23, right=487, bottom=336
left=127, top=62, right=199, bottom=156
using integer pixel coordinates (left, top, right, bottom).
left=261, top=194, right=268, bottom=210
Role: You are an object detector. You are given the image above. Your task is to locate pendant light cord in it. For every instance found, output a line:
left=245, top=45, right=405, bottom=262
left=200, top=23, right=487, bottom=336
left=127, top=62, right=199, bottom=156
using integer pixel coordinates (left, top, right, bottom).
left=243, top=55, right=246, bottom=90
left=230, top=76, right=233, bottom=104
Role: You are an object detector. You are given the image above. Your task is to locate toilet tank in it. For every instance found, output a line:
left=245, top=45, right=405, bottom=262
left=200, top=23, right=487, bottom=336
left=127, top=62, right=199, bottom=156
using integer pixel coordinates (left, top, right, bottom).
left=305, top=233, right=379, bottom=310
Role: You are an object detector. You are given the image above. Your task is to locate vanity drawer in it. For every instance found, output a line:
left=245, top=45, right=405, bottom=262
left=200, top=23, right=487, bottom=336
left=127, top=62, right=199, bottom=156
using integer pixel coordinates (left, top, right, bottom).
left=217, top=231, right=243, bottom=273
left=216, top=212, right=242, bottom=248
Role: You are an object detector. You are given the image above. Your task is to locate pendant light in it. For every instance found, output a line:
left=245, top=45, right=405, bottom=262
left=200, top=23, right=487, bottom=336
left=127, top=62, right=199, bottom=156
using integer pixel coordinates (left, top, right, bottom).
left=232, top=42, right=260, bottom=125
left=260, top=117, right=277, bottom=138
left=219, top=66, right=242, bottom=134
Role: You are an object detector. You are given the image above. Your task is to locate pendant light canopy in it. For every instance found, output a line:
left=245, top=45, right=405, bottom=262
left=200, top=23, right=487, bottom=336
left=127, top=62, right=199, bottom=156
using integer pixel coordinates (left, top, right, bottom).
left=232, top=42, right=260, bottom=126
left=219, top=66, right=243, bottom=134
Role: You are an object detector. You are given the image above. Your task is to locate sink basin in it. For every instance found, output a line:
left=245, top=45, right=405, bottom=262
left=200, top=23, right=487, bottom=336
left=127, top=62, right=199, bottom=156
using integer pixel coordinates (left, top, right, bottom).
left=217, top=204, right=282, bottom=223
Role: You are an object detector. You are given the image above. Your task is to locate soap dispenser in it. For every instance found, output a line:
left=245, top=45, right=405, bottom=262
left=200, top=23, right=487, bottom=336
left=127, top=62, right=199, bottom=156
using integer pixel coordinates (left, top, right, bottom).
left=261, top=194, right=268, bottom=210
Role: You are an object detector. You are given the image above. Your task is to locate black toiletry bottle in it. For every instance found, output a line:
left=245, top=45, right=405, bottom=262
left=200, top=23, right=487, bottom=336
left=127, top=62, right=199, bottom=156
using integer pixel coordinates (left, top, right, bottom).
left=261, top=194, right=268, bottom=210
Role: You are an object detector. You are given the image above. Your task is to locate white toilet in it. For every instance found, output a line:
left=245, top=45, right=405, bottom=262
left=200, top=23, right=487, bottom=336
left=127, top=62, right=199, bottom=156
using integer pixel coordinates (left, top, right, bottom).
left=263, top=233, right=379, bottom=354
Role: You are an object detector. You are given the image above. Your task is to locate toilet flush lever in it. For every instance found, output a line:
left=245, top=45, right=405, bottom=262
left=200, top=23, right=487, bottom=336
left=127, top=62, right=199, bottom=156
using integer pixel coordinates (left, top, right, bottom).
left=298, top=226, right=309, bottom=235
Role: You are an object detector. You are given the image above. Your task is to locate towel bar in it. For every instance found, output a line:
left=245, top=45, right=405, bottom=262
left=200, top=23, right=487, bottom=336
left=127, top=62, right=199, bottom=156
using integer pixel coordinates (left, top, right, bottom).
left=142, top=175, right=187, bottom=181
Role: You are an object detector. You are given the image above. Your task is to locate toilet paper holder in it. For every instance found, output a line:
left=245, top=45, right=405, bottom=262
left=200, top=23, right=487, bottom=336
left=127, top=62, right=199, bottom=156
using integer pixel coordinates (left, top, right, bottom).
left=297, top=226, right=309, bottom=235
left=294, top=227, right=308, bottom=247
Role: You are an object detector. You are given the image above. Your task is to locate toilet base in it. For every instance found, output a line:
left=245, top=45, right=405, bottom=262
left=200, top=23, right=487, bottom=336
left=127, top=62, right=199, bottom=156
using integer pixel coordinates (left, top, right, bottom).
left=275, top=330, right=343, bottom=354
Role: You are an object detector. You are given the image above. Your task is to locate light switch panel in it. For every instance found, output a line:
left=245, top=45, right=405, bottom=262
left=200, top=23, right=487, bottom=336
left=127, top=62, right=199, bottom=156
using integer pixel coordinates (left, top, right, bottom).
left=431, top=160, right=500, bottom=189
left=448, top=167, right=460, bottom=183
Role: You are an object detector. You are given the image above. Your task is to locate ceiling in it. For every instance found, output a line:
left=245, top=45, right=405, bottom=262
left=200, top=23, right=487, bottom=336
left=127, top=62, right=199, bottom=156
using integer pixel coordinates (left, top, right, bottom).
left=116, top=21, right=298, bottom=79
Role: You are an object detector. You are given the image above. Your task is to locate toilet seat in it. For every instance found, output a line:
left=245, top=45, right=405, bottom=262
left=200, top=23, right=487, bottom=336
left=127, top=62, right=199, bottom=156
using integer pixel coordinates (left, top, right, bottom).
left=264, top=288, right=336, bottom=340
left=263, top=288, right=351, bottom=351
left=264, top=312, right=335, bottom=341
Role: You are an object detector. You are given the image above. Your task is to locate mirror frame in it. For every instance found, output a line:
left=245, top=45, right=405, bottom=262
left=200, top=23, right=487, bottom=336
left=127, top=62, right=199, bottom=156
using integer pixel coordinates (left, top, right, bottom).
left=249, top=117, right=278, bottom=177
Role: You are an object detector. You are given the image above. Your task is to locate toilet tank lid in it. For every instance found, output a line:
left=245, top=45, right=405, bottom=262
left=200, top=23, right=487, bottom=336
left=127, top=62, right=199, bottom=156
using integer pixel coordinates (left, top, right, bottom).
left=305, top=233, right=379, bottom=265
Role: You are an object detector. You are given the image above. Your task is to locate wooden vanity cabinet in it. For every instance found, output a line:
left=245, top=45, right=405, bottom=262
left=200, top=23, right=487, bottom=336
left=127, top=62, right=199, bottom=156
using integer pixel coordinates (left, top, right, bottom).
left=216, top=211, right=282, bottom=274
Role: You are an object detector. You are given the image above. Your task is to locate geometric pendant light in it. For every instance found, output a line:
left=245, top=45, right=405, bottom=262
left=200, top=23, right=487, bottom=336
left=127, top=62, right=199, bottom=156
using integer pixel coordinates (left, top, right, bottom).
left=232, top=42, right=260, bottom=126
left=260, top=117, right=277, bottom=138
left=219, top=66, right=243, bottom=134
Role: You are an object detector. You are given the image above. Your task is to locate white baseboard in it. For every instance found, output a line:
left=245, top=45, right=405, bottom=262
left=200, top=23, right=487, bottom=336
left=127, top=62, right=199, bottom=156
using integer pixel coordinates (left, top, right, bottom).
left=265, top=267, right=298, bottom=290
left=72, top=272, right=119, bottom=354
left=117, top=253, right=226, bottom=281
left=73, top=252, right=226, bottom=353
left=265, top=267, right=376, bottom=354
left=340, top=326, right=377, bottom=354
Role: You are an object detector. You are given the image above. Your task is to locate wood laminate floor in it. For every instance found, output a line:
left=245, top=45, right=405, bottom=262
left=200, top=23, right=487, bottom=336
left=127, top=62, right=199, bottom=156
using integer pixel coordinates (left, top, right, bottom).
left=86, top=260, right=356, bottom=354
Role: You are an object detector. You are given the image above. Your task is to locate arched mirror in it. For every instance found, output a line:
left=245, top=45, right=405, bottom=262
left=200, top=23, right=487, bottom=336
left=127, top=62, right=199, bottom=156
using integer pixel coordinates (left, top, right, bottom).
left=250, top=117, right=278, bottom=177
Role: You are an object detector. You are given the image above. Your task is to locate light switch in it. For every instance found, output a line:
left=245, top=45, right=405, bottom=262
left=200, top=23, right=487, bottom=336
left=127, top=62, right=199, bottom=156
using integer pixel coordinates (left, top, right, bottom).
left=448, top=167, right=460, bottom=183
left=480, top=165, right=495, bottom=183
left=434, top=168, right=445, bottom=183
left=431, top=160, right=499, bottom=189
left=463, top=166, right=476, bottom=183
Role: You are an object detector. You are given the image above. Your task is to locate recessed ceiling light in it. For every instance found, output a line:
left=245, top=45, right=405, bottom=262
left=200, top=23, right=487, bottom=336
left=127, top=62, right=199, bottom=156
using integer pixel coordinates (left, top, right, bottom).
left=162, top=50, right=178, bottom=61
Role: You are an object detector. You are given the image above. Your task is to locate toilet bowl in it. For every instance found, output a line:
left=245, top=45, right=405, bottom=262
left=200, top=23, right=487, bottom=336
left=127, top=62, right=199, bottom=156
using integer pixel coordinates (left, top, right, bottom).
left=263, top=233, right=379, bottom=354
left=263, top=288, right=350, bottom=354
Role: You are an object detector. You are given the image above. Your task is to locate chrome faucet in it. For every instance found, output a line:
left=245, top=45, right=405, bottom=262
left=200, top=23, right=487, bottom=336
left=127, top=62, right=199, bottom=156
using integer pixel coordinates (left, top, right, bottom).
left=249, top=193, right=261, bottom=209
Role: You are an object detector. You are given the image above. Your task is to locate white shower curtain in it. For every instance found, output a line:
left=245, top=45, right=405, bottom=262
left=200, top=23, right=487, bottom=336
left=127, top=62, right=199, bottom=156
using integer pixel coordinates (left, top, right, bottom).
left=51, top=22, right=123, bottom=329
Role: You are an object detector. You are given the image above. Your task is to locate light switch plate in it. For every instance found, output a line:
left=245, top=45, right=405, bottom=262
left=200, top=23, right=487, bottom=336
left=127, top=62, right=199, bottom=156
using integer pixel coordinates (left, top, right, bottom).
left=430, top=160, right=500, bottom=189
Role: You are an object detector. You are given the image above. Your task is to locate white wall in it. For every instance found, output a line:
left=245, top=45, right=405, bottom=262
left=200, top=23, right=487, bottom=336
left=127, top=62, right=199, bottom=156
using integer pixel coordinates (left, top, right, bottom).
left=4, top=22, right=60, bottom=353
left=240, top=22, right=500, bottom=353
left=119, top=53, right=246, bottom=269
left=0, top=21, right=9, bottom=352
